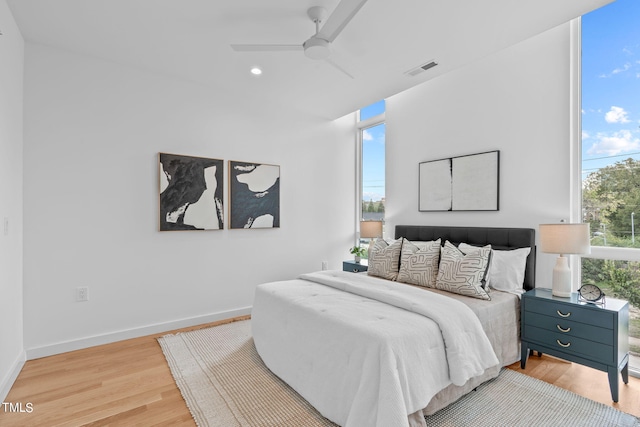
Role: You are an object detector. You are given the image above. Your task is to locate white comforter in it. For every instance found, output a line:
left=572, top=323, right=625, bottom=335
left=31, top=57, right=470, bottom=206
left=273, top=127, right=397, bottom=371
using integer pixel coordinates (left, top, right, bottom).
left=252, top=271, right=499, bottom=427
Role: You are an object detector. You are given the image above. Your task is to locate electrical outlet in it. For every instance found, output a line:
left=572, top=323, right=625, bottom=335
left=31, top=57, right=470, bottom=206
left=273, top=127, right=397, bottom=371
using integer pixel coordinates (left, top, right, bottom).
left=322, top=261, right=329, bottom=271
left=3, top=217, right=8, bottom=236
left=77, top=287, right=89, bottom=302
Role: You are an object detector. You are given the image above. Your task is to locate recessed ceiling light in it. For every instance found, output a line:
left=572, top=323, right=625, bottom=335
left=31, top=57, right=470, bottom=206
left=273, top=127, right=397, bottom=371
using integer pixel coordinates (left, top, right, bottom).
left=250, top=67, right=262, bottom=76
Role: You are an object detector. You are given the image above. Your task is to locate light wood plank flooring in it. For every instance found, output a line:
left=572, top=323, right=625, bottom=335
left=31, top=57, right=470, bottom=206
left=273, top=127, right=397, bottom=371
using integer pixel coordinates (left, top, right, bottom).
left=1, top=316, right=638, bottom=426
left=506, top=354, right=640, bottom=419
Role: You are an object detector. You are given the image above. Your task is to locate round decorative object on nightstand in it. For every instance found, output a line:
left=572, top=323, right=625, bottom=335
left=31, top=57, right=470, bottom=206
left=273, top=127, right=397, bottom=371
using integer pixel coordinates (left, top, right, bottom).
left=578, top=283, right=605, bottom=304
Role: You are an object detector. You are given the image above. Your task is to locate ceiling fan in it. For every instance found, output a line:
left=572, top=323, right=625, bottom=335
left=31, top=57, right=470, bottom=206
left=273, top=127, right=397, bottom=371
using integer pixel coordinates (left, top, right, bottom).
left=230, top=0, right=369, bottom=78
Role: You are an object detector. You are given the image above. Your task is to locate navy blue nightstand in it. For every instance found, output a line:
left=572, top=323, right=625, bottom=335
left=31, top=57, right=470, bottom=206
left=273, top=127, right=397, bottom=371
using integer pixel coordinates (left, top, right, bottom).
left=520, top=288, right=629, bottom=402
left=342, top=259, right=368, bottom=273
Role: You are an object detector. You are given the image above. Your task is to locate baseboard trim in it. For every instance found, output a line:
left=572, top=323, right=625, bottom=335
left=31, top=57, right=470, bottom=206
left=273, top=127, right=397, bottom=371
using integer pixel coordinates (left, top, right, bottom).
left=0, top=350, right=26, bottom=402
left=25, top=307, right=252, bottom=360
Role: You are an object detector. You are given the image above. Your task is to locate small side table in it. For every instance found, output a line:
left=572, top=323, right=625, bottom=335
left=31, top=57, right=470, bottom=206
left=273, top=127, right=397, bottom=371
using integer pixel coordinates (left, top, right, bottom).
left=343, top=259, right=368, bottom=273
left=520, top=288, right=629, bottom=402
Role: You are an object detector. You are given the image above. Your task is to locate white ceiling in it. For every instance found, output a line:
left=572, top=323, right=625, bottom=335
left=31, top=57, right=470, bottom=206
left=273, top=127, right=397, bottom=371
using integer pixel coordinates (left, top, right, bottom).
left=6, top=0, right=613, bottom=120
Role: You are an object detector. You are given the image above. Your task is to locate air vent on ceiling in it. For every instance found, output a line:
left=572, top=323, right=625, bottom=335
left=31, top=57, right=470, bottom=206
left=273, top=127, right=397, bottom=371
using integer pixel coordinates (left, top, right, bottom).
left=405, top=60, right=438, bottom=77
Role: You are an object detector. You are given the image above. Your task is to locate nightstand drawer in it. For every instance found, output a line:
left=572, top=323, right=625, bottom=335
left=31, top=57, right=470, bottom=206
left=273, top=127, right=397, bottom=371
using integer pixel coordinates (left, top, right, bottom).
left=524, top=324, right=615, bottom=364
left=525, top=312, right=612, bottom=345
left=525, top=298, right=613, bottom=329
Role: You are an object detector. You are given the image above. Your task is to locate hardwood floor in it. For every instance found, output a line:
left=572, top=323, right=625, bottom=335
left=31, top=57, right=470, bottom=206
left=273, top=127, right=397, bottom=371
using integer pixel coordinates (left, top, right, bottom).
left=2, top=317, right=639, bottom=426
left=0, top=317, right=248, bottom=427
left=506, top=354, right=640, bottom=419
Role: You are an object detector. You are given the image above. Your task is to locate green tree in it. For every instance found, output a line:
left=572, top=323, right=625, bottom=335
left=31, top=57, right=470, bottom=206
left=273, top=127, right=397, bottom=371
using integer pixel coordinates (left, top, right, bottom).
left=583, top=158, right=640, bottom=246
left=602, top=260, right=640, bottom=307
left=367, top=199, right=375, bottom=213
left=582, top=258, right=604, bottom=284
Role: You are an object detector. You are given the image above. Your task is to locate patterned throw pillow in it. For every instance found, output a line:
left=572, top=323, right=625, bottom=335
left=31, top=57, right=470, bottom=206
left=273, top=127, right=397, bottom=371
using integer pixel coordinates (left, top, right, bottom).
left=367, top=238, right=402, bottom=280
left=457, top=243, right=492, bottom=289
left=435, top=241, right=491, bottom=300
left=397, top=238, right=441, bottom=288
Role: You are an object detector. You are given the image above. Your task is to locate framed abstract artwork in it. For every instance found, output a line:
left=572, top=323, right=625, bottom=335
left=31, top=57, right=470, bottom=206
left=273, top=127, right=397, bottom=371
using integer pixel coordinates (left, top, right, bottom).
left=229, top=160, right=280, bottom=229
left=419, top=150, right=499, bottom=211
left=159, top=153, right=224, bottom=231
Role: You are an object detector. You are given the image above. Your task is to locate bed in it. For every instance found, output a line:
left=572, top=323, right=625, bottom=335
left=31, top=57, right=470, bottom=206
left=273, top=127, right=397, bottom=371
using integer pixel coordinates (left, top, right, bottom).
left=252, top=225, right=536, bottom=427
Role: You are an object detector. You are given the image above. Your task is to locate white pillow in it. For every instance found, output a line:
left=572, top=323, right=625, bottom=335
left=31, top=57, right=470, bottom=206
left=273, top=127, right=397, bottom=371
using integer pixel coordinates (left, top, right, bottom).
left=397, top=238, right=441, bottom=288
left=458, top=243, right=530, bottom=292
left=435, top=241, right=491, bottom=300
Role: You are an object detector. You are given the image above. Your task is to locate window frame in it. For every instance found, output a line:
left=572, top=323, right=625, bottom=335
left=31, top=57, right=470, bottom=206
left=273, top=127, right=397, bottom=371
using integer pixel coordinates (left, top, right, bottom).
left=356, top=111, right=385, bottom=243
left=574, top=15, right=640, bottom=378
left=573, top=15, right=640, bottom=265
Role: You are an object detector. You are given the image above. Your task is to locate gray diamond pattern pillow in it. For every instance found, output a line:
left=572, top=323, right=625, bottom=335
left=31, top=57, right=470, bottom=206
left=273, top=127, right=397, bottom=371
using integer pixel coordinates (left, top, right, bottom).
left=435, top=241, right=491, bottom=300
left=367, top=238, right=402, bottom=280
left=397, top=238, right=441, bottom=288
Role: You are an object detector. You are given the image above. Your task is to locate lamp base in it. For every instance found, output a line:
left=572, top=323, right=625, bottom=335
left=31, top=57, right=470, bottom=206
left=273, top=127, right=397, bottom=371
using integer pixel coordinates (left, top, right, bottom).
left=368, top=238, right=378, bottom=256
left=552, top=255, right=572, bottom=297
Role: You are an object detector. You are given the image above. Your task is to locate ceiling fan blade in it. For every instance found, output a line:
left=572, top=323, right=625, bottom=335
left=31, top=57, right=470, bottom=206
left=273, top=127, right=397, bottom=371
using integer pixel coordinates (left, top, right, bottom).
left=325, top=57, right=354, bottom=79
left=317, top=0, right=368, bottom=43
left=230, top=44, right=303, bottom=52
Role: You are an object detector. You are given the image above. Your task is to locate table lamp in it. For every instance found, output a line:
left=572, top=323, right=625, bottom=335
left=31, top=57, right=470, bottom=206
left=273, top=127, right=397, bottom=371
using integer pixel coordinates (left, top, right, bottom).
left=539, top=223, right=591, bottom=297
left=360, top=220, right=383, bottom=253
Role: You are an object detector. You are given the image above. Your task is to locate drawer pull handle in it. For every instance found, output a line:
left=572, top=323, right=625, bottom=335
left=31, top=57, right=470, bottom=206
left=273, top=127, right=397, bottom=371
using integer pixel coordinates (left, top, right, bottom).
left=353, top=268, right=359, bottom=272
left=557, top=325, right=571, bottom=333
left=556, top=310, right=571, bottom=318
left=556, top=339, right=571, bottom=348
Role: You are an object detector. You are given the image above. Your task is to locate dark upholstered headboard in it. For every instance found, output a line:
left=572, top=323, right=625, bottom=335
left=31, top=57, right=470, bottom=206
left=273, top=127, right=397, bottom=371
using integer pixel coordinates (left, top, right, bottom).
left=395, top=225, right=536, bottom=291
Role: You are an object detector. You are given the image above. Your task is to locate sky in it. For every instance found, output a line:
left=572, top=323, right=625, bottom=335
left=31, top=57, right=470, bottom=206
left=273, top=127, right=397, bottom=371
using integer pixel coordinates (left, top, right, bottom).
left=582, top=0, right=640, bottom=178
left=361, top=100, right=386, bottom=202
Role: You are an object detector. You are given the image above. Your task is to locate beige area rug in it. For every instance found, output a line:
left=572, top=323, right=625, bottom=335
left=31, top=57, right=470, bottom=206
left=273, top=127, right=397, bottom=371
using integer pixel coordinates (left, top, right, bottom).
left=158, top=320, right=640, bottom=427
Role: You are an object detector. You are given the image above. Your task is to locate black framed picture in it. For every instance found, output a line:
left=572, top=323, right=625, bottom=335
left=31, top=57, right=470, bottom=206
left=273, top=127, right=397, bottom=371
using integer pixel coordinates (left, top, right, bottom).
left=419, top=150, right=499, bottom=211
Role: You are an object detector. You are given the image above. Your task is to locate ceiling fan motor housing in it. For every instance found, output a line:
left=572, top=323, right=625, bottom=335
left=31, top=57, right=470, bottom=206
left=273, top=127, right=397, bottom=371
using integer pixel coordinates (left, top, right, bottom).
left=303, top=37, right=332, bottom=60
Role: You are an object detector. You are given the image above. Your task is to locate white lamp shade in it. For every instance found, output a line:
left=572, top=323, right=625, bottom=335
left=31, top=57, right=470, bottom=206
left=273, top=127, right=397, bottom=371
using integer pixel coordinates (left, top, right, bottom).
left=360, top=221, right=383, bottom=239
left=539, top=223, right=591, bottom=255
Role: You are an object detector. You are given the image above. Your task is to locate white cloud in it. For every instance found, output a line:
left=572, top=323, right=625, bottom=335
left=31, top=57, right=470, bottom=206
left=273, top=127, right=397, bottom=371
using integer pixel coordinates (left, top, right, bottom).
left=362, top=129, right=373, bottom=141
left=612, top=63, right=631, bottom=75
left=605, top=106, right=631, bottom=124
left=586, top=130, right=640, bottom=156
left=582, top=131, right=590, bottom=140
left=600, top=63, right=632, bottom=78
left=363, top=191, right=384, bottom=202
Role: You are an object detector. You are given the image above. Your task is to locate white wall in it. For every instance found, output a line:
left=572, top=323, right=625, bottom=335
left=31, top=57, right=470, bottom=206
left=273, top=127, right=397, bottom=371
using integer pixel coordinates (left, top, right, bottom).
left=0, top=0, right=25, bottom=400
left=385, top=23, right=574, bottom=285
left=22, top=43, right=356, bottom=357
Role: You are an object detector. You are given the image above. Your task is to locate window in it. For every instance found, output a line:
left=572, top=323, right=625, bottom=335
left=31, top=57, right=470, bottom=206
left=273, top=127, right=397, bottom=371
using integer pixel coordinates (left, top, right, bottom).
left=361, top=122, right=386, bottom=222
left=580, top=0, right=640, bottom=375
left=357, top=101, right=385, bottom=255
left=359, top=100, right=385, bottom=122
